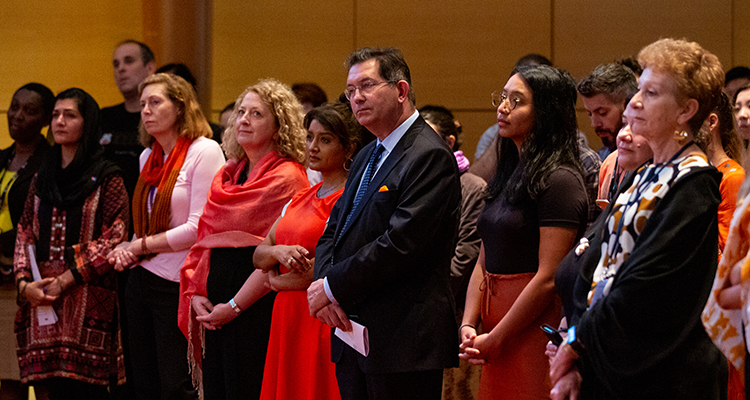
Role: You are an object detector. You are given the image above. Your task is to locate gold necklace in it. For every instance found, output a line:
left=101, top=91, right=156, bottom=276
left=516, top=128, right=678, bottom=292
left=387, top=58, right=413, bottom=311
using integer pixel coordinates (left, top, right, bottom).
left=317, top=180, right=345, bottom=198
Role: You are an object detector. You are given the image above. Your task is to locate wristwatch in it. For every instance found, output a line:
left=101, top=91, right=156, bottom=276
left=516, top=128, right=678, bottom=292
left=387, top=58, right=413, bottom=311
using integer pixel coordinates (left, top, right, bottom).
left=228, top=298, right=242, bottom=314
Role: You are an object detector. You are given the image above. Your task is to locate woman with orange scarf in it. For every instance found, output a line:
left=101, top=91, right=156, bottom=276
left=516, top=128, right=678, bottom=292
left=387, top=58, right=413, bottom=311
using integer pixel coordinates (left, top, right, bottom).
left=107, top=73, right=225, bottom=399
left=178, top=79, right=309, bottom=399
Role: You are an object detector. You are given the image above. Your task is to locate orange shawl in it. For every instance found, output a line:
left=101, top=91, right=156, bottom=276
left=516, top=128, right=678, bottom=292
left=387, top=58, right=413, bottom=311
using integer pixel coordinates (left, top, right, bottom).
left=178, top=152, right=308, bottom=391
left=132, top=137, right=193, bottom=238
left=703, top=191, right=750, bottom=374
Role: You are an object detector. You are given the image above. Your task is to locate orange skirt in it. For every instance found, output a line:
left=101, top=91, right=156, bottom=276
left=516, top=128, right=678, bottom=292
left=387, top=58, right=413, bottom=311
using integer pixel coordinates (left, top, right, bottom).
left=477, top=271, right=561, bottom=400
left=728, top=361, right=745, bottom=400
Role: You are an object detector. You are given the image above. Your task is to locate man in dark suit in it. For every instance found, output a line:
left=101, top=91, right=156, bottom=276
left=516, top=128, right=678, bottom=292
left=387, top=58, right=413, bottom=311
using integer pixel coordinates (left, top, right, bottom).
left=307, top=47, right=461, bottom=400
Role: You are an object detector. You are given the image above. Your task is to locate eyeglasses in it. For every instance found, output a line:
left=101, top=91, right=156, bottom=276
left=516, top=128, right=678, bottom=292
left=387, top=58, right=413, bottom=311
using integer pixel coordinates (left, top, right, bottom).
left=491, top=91, right=520, bottom=111
left=345, top=80, right=395, bottom=100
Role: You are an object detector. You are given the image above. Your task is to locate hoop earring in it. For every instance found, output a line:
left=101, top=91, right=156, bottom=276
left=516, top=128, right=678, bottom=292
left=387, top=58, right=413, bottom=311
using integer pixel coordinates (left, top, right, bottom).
left=343, top=158, right=353, bottom=172
left=674, top=129, right=689, bottom=141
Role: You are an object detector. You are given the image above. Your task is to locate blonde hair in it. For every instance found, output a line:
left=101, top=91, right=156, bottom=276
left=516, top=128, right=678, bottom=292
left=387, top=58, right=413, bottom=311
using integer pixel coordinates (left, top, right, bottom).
left=637, top=38, right=724, bottom=135
left=138, top=73, right=212, bottom=147
left=221, top=79, right=306, bottom=163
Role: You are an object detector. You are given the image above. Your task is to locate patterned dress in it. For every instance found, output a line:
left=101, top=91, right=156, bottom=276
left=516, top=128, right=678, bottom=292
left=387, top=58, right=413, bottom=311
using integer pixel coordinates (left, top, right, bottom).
left=14, top=174, right=128, bottom=385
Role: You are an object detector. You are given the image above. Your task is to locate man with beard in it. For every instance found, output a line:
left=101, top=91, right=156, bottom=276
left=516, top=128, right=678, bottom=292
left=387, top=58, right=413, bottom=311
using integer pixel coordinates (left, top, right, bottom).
left=579, top=63, right=638, bottom=160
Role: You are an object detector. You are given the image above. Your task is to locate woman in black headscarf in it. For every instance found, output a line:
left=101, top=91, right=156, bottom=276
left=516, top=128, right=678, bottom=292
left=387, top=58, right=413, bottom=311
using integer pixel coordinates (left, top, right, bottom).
left=14, top=88, right=129, bottom=398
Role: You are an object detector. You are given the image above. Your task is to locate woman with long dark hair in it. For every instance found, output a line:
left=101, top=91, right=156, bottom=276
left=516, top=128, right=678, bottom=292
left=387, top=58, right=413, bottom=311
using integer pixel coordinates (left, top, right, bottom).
left=459, top=65, right=588, bottom=400
left=699, top=93, right=746, bottom=254
left=14, top=88, right=128, bottom=398
left=700, top=97, right=747, bottom=400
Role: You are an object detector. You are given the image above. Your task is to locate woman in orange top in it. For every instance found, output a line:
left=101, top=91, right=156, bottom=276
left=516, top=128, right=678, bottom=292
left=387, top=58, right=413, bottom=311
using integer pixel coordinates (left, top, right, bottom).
left=698, top=91, right=745, bottom=400
left=255, top=102, right=366, bottom=400
left=698, top=92, right=746, bottom=254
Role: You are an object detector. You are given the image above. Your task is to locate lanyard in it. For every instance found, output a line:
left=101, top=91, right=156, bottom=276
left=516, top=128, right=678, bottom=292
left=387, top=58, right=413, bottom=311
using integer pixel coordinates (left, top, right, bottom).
left=0, top=169, right=18, bottom=211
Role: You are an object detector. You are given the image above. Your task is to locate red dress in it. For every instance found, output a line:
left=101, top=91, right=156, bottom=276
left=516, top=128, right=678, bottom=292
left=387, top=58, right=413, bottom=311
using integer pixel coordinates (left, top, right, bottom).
left=260, top=182, right=343, bottom=400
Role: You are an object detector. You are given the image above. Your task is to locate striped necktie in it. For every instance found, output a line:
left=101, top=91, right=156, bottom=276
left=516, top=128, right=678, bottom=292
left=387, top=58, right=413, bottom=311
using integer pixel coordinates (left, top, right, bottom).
left=336, top=144, right=385, bottom=243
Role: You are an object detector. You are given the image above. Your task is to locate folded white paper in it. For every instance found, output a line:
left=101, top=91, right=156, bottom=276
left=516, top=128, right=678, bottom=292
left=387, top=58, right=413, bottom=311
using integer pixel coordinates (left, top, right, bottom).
left=335, top=321, right=369, bottom=356
left=28, top=245, right=58, bottom=326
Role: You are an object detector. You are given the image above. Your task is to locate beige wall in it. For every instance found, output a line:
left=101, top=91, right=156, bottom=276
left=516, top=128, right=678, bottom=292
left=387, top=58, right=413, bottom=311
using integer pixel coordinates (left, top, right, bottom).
left=211, top=0, right=552, bottom=159
left=555, top=0, right=738, bottom=150
left=0, top=0, right=747, bottom=158
left=211, top=0, right=748, bottom=160
left=211, top=0, right=356, bottom=120
left=0, top=1, right=143, bottom=149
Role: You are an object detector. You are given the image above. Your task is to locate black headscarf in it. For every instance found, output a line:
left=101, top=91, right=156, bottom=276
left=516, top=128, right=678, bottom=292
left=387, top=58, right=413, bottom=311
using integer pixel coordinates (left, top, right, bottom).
left=33, top=89, right=121, bottom=262
left=35, top=88, right=119, bottom=209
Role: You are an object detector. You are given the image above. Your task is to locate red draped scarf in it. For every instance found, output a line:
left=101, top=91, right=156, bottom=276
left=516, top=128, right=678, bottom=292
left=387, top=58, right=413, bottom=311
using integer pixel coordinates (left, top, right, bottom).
left=177, top=152, right=308, bottom=391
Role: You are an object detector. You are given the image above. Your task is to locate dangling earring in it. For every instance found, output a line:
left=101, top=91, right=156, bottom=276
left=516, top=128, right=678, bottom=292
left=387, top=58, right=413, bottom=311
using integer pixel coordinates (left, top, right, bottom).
left=674, top=129, right=688, bottom=141
left=343, top=157, right=353, bottom=172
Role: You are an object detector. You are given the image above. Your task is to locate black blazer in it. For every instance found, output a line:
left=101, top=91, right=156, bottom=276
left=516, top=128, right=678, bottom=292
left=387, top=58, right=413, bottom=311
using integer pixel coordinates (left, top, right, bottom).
left=314, top=115, right=461, bottom=373
left=0, top=137, right=50, bottom=257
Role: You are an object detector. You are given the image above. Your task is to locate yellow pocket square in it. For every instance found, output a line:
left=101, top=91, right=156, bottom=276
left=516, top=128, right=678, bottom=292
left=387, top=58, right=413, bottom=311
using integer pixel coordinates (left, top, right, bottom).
left=378, top=185, right=389, bottom=192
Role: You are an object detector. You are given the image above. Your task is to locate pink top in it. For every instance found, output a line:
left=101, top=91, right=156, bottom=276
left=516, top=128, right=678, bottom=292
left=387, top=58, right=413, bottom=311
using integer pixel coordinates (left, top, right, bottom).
left=137, top=136, right=226, bottom=281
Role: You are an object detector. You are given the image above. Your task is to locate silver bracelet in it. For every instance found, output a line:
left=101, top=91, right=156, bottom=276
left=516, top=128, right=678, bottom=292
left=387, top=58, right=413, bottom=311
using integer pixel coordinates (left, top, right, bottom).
left=459, top=323, right=476, bottom=333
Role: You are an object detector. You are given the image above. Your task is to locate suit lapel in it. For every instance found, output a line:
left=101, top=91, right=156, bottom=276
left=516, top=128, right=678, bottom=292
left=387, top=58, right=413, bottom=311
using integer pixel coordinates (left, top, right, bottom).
left=332, top=141, right=373, bottom=242
left=335, top=117, right=423, bottom=242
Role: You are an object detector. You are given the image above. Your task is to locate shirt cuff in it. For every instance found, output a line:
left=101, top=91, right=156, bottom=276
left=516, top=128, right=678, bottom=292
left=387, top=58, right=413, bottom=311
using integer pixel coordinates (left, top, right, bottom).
left=323, top=277, right=339, bottom=305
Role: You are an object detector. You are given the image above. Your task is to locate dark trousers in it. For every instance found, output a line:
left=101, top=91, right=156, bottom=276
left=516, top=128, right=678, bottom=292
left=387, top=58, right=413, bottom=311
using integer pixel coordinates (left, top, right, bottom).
left=111, top=268, right=135, bottom=399
left=202, top=292, right=276, bottom=400
left=125, top=267, right=197, bottom=400
left=202, top=246, right=275, bottom=400
left=335, top=345, right=443, bottom=400
left=33, top=377, right=110, bottom=400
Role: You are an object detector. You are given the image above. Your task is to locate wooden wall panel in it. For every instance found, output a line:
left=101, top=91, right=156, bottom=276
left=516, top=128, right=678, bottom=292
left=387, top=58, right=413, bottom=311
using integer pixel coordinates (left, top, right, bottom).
left=145, top=0, right=213, bottom=113
left=355, top=0, right=551, bottom=110
left=554, top=0, right=733, bottom=79
left=452, top=110, right=498, bottom=160
left=354, top=0, right=551, bottom=154
left=211, top=0, right=355, bottom=120
left=0, top=286, right=20, bottom=379
left=553, top=0, right=733, bottom=147
left=734, top=0, right=750, bottom=67
left=0, top=1, right=143, bottom=148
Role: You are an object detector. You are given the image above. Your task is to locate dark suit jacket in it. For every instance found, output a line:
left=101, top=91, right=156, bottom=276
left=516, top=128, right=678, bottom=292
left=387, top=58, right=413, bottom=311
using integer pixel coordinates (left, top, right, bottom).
left=314, top=115, right=461, bottom=374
